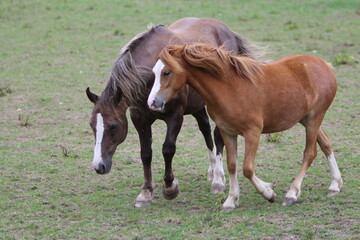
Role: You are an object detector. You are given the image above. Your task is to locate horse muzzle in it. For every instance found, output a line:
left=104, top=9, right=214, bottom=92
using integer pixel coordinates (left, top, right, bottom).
left=149, top=95, right=166, bottom=111
left=93, top=160, right=112, bottom=175
left=94, top=162, right=107, bottom=174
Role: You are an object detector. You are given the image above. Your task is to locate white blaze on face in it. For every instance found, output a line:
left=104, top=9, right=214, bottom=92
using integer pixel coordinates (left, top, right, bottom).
left=92, top=113, right=104, bottom=169
left=147, top=60, right=165, bottom=108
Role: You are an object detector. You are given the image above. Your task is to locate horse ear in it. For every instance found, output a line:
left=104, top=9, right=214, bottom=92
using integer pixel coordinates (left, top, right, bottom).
left=86, top=87, right=99, bottom=104
left=113, top=86, right=123, bottom=105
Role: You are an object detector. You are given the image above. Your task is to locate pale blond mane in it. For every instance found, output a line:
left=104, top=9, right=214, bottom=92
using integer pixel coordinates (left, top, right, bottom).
left=161, top=43, right=265, bottom=84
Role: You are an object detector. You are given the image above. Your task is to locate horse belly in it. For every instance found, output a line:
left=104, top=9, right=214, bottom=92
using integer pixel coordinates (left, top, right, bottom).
left=262, top=117, right=302, bottom=133
left=262, top=102, right=309, bottom=133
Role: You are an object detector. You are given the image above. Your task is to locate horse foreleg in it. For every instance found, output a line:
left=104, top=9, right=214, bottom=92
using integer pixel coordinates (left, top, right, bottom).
left=213, top=126, right=226, bottom=192
left=131, top=114, right=155, bottom=208
left=284, top=118, right=319, bottom=206
left=221, top=132, right=239, bottom=210
left=243, top=130, right=276, bottom=202
left=192, top=109, right=225, bottom=193
left=162, top=115, right=184, bottom=200
left=317, top=127, right=343, bottom=195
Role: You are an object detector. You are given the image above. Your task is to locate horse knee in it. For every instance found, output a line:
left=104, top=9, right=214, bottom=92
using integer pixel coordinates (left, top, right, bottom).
left=243, top=167, right=254, bottom=179
left=227, top=161, right=237, bottom=175
left=141, top=149, right=152, bottom=163
left=162, top=143, right=176, bottom=158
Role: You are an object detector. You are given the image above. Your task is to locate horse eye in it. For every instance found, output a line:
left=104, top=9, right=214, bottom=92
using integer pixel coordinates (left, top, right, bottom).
left=162, top=70, right=171, bottom=77
left=109, top=124, right=117, bottom=130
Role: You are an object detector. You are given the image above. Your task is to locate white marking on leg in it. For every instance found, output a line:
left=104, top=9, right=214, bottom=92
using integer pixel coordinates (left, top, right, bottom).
left=223, top=173, right=239, bottom=209
left=215, top=152, right=226, bottom=185
left=147, top=60, right=165, bottom=108
left=163, top=178, right=179, bottom=193
left=207, top=148, right=216, bottom=181
left=284, top=174, right=304, bottom=205
left=135, top=189, right=154, bottom=207
left=92, top=113, right=104, bottom=170
left=251, top=175, right=274, bottom=200
left=209, top=147, right=226, bottom=193
left=327, top=152, right=343, bottom=192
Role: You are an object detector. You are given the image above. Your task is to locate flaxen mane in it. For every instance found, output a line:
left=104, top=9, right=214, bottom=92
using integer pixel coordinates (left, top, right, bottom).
left=162, top=44, right=264, bottom=84
left=107, top=25, right=164, bottom=106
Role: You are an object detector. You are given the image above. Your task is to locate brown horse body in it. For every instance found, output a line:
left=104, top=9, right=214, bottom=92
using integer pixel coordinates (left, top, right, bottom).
left=148, top=44, right=343, bottom=209
left=86, top=18, right=258, bottom=207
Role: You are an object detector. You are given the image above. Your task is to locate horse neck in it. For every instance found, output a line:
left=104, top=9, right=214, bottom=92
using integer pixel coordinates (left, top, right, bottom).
left=111, top=100, right=129, bottom=126
left=185, top=66, right=227, bottom=105
left=123, top=27, right=175, bottom=106
left=185, top=64, right=258, bottom=109
left=131, top=27, right=174, bottom=69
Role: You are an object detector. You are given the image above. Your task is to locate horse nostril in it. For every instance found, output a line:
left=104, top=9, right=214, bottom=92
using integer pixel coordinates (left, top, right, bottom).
left=95, top=163, right=106, bottom=174
left=151, top=100, right=156, bottom=107
left=152, top=97, right=165, bottom=110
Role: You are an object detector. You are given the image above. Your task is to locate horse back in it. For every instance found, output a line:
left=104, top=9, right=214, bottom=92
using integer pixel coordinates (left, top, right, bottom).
left=168, top=18, right=249, bottom=56
left=260, top=55, right=337, bottom=132
left=268, top=55, right=336, bottom=100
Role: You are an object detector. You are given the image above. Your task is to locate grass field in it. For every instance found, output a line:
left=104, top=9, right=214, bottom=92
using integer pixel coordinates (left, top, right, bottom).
left=1, top=0, right=359, bottom=239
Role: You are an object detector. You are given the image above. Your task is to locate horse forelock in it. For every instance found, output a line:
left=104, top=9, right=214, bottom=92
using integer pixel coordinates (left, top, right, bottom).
left=160, top=45, right=186, bottom=75
left=94, top=86, right=127, bottom=123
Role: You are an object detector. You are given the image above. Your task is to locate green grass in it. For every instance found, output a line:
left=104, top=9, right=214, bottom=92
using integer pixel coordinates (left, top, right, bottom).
left=1, top=0, right=359, bottom=239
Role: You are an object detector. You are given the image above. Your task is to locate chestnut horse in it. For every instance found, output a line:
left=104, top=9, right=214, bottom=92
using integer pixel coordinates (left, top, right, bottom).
left=148, top=43, right=343, bottom=209
left=86, top=18, right=258, bottom=207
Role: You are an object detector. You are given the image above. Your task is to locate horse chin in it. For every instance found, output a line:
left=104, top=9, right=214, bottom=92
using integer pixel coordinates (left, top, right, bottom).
left=150, top=106, right=166, bottom=112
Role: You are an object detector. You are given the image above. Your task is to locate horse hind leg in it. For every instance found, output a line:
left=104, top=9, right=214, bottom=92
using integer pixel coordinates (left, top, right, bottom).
left=192, top=109, right=225, bottom=194
left=317, top=127, right=343, bottom=195
left=284, top=115, right=320, bottom=206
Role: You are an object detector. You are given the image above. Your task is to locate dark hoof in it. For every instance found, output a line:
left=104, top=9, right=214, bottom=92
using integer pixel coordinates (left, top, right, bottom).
left=283, top=197, right=297, bottom=206
left=135, top=200, right=152, bottom=208
left=211, top=183, right=225, bottom=194
left=328, top=190, right=340, bottom=196
left=163, top=187, right=179, bottom=200
left=222, top=206, right=235, bottom=212
left=268, top=195, right=276, bottom=203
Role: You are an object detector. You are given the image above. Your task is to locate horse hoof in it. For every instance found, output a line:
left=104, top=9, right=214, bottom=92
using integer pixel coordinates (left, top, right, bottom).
left=222, top=206, right=235, bottom=212
left=162, top=188, right=179, bottom=200
left=211, top=183, right=225, bottom=194
left=283, top=197, right=296, bottom=206
left=328, top=190, right=340, bottom=196
left=135, top=200, right=152, bottom=208
left=268, top=194, right=276, bottom=203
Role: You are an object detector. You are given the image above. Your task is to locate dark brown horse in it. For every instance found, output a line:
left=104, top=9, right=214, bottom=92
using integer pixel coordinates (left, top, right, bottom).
left=148, top=43, right=343, bottom=209
left=86, top=18, right=258, bottom=207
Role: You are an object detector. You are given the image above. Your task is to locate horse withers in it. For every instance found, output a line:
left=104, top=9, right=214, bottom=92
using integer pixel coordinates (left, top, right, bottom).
left=86, top=18, right=258, bottom=207
left=148, top=43, right=343, bottom=209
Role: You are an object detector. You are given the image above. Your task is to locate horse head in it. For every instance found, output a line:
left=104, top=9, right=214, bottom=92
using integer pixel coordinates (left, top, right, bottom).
left=147, top=45, right=187, bottom=111
left=86, top=86, right=128, bottom=174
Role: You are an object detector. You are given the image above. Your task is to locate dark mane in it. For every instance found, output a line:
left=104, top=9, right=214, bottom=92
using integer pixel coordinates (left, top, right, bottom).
left=107, top=25, right=164, bottom=106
